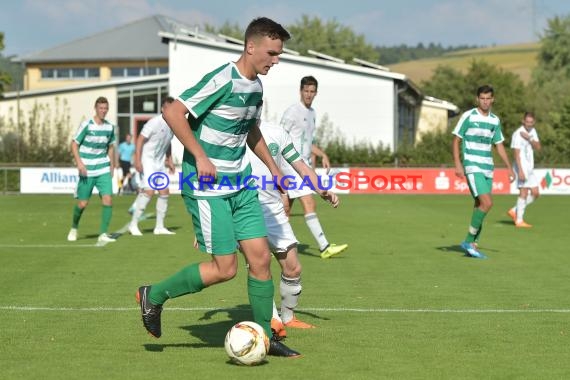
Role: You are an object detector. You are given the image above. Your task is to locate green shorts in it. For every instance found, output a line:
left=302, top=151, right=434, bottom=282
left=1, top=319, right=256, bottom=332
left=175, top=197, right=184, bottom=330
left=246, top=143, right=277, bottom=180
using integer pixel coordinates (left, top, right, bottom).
left=183, top=188, right=267, bottom=255
left=465, top=172, right=493, bottom=198
left=74, top=173, right=113, bottom=200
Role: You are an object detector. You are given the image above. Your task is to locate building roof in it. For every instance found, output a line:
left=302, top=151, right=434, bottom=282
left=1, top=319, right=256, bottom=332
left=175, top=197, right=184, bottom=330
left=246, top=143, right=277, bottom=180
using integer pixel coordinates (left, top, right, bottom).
left=1, top=74, right=168, bottom=100
left=17, top=15, right=189, bottom=63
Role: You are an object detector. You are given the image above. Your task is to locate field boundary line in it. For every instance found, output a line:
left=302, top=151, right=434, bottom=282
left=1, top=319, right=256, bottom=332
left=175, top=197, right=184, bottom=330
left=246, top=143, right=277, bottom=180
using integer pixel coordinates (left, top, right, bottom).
left=1, top=306, right=570, bottom=313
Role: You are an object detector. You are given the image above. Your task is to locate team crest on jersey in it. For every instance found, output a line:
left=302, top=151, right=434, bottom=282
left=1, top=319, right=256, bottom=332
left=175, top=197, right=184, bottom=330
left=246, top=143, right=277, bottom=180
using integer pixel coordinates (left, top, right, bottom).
left=268, top=143, right=279, bottom=157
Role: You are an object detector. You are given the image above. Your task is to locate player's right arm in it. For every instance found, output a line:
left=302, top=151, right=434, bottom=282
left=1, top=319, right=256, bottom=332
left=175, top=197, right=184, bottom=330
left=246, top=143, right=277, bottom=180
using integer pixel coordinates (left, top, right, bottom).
left=71, top=141, right=87, bottom=176
left=452, top=136, right=463, bottom=179
left=134, top=133, right=147, bottom=174
left=163, top=100, right=216, bottom=179
left=513, top=147, right=525, bottom=181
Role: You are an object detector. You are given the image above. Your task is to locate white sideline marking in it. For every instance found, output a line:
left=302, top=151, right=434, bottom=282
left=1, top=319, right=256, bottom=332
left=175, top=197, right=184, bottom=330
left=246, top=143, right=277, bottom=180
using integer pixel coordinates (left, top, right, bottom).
left=0, top=244, right=98, bottom=248
left=1, top=306, right=570, bottom=313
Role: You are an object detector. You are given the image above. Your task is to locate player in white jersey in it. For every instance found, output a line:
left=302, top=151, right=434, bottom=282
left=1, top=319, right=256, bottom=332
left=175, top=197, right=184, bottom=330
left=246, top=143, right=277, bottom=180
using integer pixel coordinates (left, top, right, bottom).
left=247, top=121, right=339, bottom=336
left=129, top=97, right=176, bottom=235
left=280, top=76, right=348, bottom=259
left=507, top=112, right=541, bottom=227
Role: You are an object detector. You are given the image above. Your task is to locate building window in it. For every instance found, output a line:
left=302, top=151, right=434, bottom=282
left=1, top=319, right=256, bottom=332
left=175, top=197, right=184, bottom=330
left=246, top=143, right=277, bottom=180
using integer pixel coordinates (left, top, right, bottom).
left=111, top=66, right=168, bottom=77
left=40, top=67, right=100, bottom=79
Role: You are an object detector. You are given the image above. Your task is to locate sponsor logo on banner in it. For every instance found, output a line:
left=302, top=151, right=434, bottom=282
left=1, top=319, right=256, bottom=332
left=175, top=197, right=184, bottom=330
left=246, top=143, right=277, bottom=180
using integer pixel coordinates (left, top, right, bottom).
left=510, top=168, right=570, bottom=195
left=347, top=168, right=511, bottom=194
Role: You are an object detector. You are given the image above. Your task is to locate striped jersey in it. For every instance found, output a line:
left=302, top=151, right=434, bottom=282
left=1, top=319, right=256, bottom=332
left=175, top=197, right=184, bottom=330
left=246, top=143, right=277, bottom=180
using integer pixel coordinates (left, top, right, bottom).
left=73, top=118, right=116, bottom=177
left=280, top=101, right=316, bottom=163
left=247, top=121, right=301, bottom=204
left=177, top=62, right=264, bottom=198
left=452, top=108, right=504, bottom=178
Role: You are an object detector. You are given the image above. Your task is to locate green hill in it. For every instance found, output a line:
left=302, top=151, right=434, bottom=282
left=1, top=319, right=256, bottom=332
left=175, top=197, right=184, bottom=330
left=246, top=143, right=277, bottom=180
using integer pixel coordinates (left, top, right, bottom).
left=387, top=42, right=540, bottom=85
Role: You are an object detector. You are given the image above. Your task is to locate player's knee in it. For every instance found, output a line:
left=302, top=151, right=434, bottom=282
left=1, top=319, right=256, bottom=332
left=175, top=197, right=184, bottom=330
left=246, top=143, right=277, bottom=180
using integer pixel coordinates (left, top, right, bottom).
left=78, top=200, right=88, bottom=208
left=284, top=264, right=301, bottom=279
left=217, top=265, right=238, bottom=282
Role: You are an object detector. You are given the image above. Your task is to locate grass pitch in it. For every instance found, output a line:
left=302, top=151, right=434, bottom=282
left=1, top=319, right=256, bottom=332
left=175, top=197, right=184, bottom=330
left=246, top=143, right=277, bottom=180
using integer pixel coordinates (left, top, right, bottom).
left=1, top=194, right=569, bottom=379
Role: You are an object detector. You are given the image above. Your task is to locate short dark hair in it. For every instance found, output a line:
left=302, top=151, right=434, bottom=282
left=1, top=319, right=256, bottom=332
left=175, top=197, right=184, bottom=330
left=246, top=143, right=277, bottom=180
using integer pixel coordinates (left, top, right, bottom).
left=477, top=85, right=494, bottom=96
left=244, top=17, right=290, bottom=44
left=162, top=96, right=175, bottom=107
left=95, top=96, right=108, bottom=106
left=524, top=111, right=535, bottom=119
left=300, top=76, right=318, bottom=90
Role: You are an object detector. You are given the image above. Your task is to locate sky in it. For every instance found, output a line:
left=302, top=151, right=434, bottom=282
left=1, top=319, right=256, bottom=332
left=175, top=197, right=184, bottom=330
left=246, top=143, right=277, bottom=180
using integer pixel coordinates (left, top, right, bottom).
left=1, top=0, right=570, bottom=57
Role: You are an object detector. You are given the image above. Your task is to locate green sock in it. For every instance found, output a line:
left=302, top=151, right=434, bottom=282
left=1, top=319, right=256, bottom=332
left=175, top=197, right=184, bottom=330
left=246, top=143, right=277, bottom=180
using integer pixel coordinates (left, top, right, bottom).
left=100, top=205, right=112, bottom=234
left=465, top=208, right=487, bottom=243
left=150, top=263, right=205, bottom=305
left=72, top=205, right=85, bottom=228
left=247, top=276, right=274, bottom=337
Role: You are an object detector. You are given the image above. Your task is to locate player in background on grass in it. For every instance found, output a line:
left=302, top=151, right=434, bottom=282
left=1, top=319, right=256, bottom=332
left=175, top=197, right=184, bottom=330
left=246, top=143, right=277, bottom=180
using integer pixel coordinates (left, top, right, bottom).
left=507, top=112, right=541, bottom=228
left=67, top=97, right=116, bottom=243
left=247, top=121, right=340, bottom=338
left=135, top=17, right=300, bottom=358
left=117, top=133, right=135, bottom=194
left=280, top=76, right=348, bottom=259
left=128, top=97, right=177, bottom=236
left=452, top=85, right=515, bottom=259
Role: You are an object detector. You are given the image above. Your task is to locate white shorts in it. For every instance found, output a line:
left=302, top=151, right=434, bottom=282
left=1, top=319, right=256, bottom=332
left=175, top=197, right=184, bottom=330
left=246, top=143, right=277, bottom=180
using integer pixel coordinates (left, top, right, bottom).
left=260, top=201, right=298, bottom=253
left=517, top=170, right=539, bottom=189
left=281, top=162, right=315, bottom=199
left=140, top=161, right=166, bottom=190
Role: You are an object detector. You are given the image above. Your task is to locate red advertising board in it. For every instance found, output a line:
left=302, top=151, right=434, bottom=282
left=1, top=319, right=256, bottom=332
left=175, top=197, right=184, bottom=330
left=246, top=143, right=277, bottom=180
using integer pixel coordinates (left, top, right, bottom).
left=343, top=168, right=511, bottom=194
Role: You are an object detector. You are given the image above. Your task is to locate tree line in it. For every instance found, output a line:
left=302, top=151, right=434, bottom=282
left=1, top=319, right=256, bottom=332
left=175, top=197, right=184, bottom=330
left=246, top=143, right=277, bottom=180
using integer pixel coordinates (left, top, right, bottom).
left=1, top=16, right=570, bottom=165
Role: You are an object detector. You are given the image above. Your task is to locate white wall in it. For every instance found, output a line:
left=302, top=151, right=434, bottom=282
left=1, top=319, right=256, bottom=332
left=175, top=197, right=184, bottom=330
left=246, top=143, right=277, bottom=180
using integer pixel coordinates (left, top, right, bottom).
left=168, top=40, right=397, bottom=161
left=0, top=89, right=117, bottom=143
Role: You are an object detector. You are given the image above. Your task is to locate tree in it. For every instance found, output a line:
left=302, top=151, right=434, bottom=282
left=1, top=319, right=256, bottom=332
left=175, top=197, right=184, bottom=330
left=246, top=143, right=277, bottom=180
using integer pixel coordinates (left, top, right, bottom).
left=422, top=60, right=527, bottom=143
left=203, top=21, right=243, bottom=40
left=537, top=16, right=570, bottom=75
left=282, top=15, right=379, bottom=62
left=0, top=32, right=13, bottom=94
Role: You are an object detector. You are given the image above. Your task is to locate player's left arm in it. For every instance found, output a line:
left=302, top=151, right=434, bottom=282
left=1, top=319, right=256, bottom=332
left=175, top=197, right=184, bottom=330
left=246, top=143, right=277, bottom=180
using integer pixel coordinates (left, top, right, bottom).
left=495, top=142, right=515, bottom=182
left=107, top=144, right=116, bottom=174
left=291, top=159, right=339, bottom=207
left=311, top=144, right=330, bottom=172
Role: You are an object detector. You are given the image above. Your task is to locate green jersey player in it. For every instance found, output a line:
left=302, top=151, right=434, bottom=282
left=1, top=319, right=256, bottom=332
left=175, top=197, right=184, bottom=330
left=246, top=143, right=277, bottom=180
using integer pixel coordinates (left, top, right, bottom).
left=452, top=85, right=515, bottom=259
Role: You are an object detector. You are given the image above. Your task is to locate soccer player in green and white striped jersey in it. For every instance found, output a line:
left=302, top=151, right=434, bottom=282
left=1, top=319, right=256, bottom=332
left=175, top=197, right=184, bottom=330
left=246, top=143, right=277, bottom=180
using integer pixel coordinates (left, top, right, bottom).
left=135, top=17, right=300, bottom=358
left=452, top=85, right=515, bottom=259
left=67, top=97, right=117, bottom=244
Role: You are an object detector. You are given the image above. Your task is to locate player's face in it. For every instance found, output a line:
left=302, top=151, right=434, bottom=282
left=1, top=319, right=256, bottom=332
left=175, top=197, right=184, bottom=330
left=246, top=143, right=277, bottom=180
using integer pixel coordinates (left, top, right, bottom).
left=249, top=36, right=283, bottom=76
left=94, top=102, right=109, bottom=121
left=523, top=116, right=535, bottom=130
left=300, top=84, right=317, bottom=108
left=476, top=92, right=494, bottom=114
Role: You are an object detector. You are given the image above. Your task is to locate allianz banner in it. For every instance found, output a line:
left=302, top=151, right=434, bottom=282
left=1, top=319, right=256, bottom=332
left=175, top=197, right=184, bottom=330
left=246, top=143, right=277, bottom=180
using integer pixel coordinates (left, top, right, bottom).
left=20, top=168, right=118, bottom=194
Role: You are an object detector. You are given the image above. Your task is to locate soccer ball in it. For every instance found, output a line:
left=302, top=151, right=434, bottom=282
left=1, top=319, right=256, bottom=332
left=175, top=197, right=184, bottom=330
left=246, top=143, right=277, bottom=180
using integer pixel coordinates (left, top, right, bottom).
left=224, top=321, right=269, bottom=365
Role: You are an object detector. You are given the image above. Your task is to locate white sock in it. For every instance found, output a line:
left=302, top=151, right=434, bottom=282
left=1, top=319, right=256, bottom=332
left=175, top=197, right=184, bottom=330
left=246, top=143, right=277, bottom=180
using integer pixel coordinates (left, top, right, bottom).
left=131, top=193, right=151, bottom=226
left=305, top=212, right=329, bottom=251
left=280, top=274, right=302, bottom=324
left=155, top=195, right=168, bottom=229
left=272, top=300, right=281, bottom=321
left=526, top=194, right=535, bottom=206
left=516, top=196, right=527, bottom=223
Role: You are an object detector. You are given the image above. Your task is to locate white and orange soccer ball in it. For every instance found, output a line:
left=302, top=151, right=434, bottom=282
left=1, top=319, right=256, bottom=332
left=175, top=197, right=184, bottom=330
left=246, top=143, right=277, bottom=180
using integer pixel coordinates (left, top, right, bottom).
left=224, top=321, right=269, bottom=365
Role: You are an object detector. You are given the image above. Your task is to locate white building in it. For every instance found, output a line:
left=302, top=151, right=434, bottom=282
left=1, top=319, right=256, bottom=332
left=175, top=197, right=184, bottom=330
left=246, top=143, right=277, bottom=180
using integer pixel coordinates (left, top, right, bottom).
left=1, top=15, right=457, bottom=164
